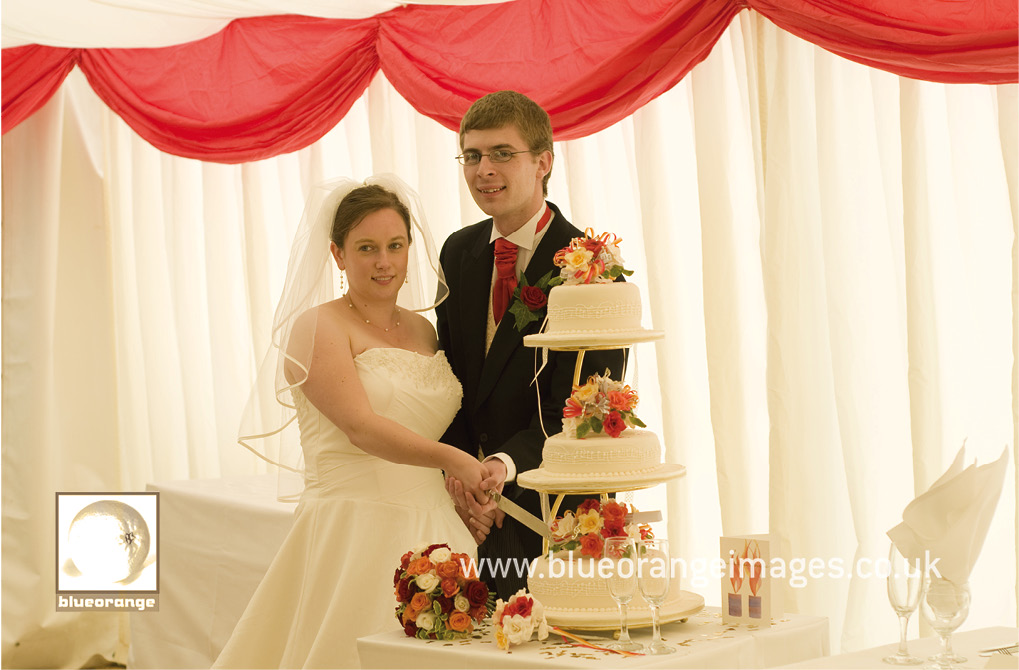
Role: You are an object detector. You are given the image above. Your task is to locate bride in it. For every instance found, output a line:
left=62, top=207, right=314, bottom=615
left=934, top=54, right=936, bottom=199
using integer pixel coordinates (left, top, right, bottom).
left=215, top=176, right=495, bottom=669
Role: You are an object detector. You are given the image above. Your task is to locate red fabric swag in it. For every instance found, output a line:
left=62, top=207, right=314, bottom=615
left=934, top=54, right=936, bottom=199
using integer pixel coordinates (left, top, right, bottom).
left=2, top=45, right=79, bottom=133
left=3, top=0, right=1016, bottom=163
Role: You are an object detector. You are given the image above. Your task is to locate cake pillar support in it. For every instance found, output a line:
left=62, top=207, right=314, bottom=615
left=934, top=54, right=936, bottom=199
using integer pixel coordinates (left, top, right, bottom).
left=572, top=350, right=586, bottom=387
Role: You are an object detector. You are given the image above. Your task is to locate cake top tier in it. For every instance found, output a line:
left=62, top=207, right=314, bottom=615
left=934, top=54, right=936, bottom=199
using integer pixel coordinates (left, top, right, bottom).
left=523, top=228, right=663, bottom=349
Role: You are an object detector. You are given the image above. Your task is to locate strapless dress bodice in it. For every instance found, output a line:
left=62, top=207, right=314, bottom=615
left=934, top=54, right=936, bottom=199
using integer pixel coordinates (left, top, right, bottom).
left=291, top=348, right=463, bottom=500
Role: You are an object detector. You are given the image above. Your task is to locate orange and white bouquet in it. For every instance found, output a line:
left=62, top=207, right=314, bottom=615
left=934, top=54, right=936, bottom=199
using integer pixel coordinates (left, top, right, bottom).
left=553, top=228, right=632, bottom=285
left=548, top=498, right=654, bottom=558
left=393, top=543, right=494, bottom=640
left=492, top=589, right=549, bottom=650
left=562, top=371, right=645, bottom=438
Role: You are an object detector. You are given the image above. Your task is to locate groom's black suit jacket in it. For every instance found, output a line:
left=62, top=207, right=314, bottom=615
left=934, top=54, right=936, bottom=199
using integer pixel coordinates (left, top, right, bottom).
left=436, top=201, right=624, bottom=598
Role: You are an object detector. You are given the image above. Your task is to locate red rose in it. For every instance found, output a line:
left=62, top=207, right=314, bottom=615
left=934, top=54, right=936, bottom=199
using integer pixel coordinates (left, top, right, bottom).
left=580, top=533, right=605, bottom=558
left=396, top=577, right=412, bottom=602
left=400, top=550, right=414, bottom=570
left=470, top=604, right=488, bottom=622
left=394, top=567, right=404, bottom=588
left=520, top=285, right=548, bottom=310
left=602, top=410, right=626, bottom=438
left=601, top=521, right=624, bottom=538
left=423, top=543, right=448, bottom=558
left=514, top=596, right=533, bottom=618
left=403, top=620, right=418, bottom=637
left=436, top=595, right=455, bottom=614
left=465, top=580, right=489, bottom=607
left=577, top=498, right=601, bottom=514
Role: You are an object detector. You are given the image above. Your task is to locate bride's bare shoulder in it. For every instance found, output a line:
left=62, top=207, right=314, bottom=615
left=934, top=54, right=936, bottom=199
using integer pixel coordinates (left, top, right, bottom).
left=402, top=309, right=439, bottom=351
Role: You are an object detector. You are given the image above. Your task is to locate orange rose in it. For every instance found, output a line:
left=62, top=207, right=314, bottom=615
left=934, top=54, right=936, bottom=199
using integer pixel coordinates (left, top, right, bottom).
left=448, top=611, right=472, bottom=632
left=402, top=607, right=418, bottom=624
left=410, top=592, right=431, bottom=612
left=579, top=532, right=604, bottom=559
left=437, top=560, right=460, bottom=579
left=407, top=557, right=434, bottom=576
left=601, top=500, right=626, bottom=525
left=453, top=553, right=476, bottom=579
left=440, top=578, right=460, bottom=598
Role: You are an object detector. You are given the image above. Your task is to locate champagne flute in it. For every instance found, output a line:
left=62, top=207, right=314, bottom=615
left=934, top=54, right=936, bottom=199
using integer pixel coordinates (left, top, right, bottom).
left=918, top=575, right=971, bottom=669
left=604, top=537, right=644, bottom=652
left=638, top=538, right=678, bottom=655
left=883, top=543, right=923, bottom=665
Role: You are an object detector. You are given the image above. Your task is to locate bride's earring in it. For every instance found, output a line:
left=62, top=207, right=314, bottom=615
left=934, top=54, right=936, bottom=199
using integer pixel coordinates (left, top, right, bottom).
left=404, top=274, right=409, bottom=285
left=340, top=271, right=346, bottom=292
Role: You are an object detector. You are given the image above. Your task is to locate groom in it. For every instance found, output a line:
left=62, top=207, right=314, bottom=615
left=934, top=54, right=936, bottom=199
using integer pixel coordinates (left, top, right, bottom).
left=436, top=91, right=624, bottom=598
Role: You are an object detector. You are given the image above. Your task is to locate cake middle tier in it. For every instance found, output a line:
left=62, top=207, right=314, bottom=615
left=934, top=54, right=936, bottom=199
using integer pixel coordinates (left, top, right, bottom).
left=542, top=429, right=661, bottom=476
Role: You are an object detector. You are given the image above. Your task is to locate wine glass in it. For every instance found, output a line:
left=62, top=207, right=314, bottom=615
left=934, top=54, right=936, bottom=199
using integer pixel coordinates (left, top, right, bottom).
left=603, top=537, right=644, bottom=652
left=638, top=538, right=678, bottom=655
left=882, top=543, right=924, bottom=665
left=918, top=575, right=970, bottom=669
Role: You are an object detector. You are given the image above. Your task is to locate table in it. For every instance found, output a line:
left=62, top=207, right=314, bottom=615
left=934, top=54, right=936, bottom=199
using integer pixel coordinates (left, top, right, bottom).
left=357, top=607, right=829, bottom=668
left=127, top=475, right=297, bottom=669
left=780, top=626, right=1018, bottom=669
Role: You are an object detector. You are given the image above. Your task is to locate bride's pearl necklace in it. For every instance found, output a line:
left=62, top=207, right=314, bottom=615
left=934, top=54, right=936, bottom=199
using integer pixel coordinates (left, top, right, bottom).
left=347, top=296, right=401, bottom=332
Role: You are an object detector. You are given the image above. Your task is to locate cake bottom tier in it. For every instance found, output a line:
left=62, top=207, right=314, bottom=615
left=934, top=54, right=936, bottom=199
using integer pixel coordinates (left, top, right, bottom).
left=527, top=554, right=705, bottom=629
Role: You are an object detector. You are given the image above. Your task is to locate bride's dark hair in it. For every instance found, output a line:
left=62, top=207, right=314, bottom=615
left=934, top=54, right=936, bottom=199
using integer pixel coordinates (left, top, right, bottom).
left=330, top=185, right=412, bottom=248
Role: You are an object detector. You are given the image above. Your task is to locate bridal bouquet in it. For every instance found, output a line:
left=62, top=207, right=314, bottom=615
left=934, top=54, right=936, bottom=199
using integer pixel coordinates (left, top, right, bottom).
left=393, top=543, right=494, bottom=639
left=548, top=498, right=653, bottom=558
left=563, top=371, right=645, bottom=438
left=492, top=589, right=549, bottom=650
left=553, top=228, right=633, bottom=285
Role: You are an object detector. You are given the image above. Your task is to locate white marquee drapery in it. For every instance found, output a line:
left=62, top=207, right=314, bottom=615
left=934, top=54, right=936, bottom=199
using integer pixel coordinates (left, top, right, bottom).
left=2, top=10, right=1016, bottom=670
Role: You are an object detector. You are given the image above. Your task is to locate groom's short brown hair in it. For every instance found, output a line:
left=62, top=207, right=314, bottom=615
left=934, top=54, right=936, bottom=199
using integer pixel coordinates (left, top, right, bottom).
left=459, top=91, right=554, bottom=196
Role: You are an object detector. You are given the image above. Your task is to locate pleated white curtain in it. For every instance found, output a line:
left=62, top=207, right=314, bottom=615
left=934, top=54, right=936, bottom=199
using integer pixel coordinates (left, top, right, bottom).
left=2, top=12, right=1015, bottom=668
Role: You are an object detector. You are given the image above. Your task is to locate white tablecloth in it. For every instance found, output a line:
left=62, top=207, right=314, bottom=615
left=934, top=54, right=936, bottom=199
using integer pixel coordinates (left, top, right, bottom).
left=357, top=607, right=829, bottom=669
left=781, top=626, right=1018, bottom=669
left=128, top=475, right=297, bottom=669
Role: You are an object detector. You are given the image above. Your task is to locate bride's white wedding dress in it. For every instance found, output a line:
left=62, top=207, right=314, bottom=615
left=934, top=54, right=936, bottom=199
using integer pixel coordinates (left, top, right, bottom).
left=215, top=348, right=476, bottom=669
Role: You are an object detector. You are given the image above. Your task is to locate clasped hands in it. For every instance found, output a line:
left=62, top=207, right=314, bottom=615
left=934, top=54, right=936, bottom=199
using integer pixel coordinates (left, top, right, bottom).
left=445, top=459, right=507, bottom=545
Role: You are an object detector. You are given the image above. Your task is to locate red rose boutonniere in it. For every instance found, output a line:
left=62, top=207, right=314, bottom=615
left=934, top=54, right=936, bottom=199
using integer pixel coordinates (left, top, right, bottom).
left=506, top=270, right=562, bottom=332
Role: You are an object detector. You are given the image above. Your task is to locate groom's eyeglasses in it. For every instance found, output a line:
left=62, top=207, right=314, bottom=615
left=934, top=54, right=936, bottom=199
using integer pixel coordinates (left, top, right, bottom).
left=455, top=149, right=532, bottom=166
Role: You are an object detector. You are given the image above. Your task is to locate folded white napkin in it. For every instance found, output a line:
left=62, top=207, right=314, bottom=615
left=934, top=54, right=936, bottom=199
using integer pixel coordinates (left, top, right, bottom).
left=887, top=445, right=1009, bottom=584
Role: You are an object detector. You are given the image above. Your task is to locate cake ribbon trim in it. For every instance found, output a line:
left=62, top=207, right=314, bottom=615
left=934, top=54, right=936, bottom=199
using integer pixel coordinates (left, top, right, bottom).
left=552, top=627, right=644, bottom=656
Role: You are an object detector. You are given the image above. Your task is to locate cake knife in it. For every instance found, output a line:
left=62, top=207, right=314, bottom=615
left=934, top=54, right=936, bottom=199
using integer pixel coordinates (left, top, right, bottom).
left=488, top=491, right=551, bottom=539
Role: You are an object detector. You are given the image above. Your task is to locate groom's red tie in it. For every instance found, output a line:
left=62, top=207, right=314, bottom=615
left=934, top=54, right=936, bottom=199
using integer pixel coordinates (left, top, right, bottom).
left=492, top=206, right=553, bottom=324
left=492, top=238, right=518, bottom=324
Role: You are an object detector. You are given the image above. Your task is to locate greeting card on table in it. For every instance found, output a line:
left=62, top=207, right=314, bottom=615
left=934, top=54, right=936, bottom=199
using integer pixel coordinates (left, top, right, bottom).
left=721, top=535, right=771, bottom=625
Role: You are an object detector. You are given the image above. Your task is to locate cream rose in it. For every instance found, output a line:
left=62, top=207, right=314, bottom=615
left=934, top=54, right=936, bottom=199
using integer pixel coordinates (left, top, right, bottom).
left=503, top=614, right=535, bottom=646
left=429, top=547, right=452, bottom=564
left=415, top=610, right=437, bottom=632
left=576, top=509, right=604, bottom=536
left=415, top=573, right=439, bottom=593
left=563, top=248, right=593, bottom=274
left=454, top=594, right=470, bottom=612
left=572, top=382, right=598, bottom=405
left=551, top=511, right=577, bottom=541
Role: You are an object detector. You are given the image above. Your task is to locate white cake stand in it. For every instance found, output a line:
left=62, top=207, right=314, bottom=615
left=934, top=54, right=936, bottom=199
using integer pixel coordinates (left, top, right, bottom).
left=516, top=330, right=703, bottom=630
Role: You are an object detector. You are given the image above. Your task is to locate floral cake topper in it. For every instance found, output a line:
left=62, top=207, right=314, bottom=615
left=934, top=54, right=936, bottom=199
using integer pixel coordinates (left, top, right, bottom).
left=562, top=371, right=645, bottom=439
left=548, top=498, right=653, bottom=558
left=553, top=228, right=632, bottom=285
